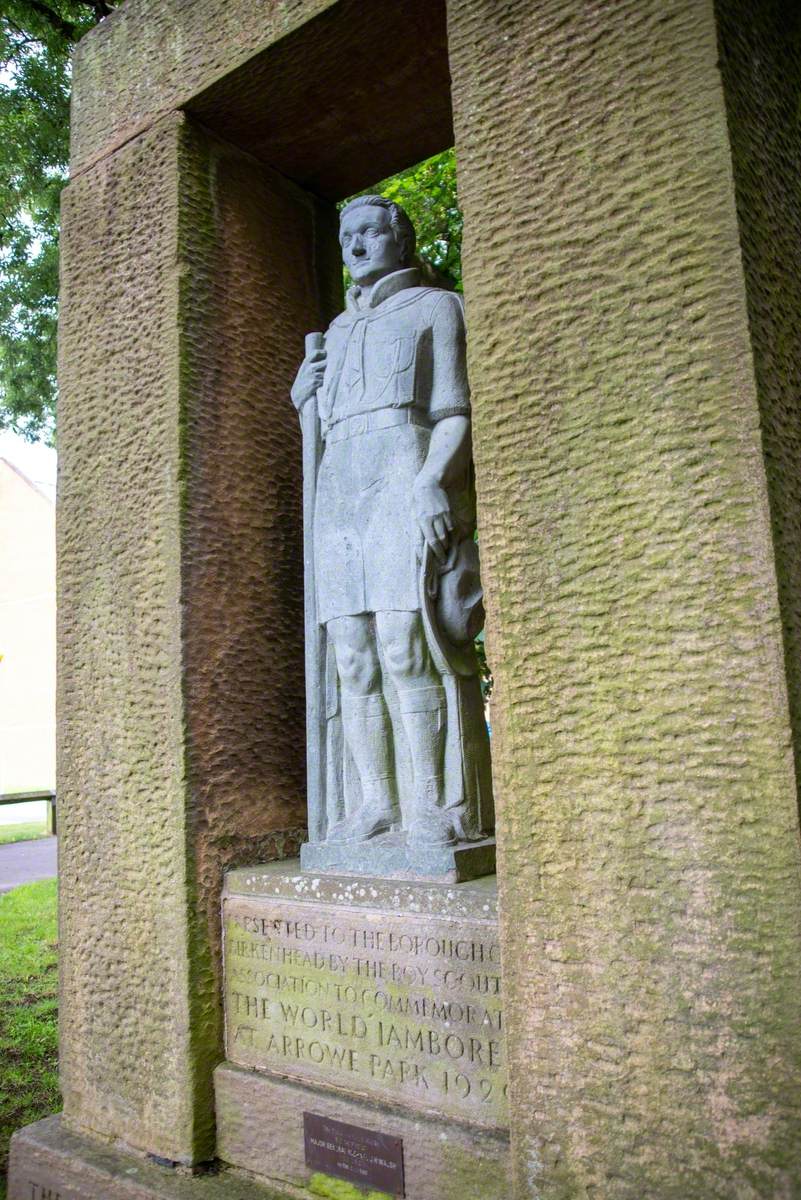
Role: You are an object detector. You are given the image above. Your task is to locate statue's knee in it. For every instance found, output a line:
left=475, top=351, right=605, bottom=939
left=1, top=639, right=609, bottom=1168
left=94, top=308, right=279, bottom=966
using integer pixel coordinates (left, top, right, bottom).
left=382, top=631, right=427, bottom=681
left=336, top=643, right=379, bottom=695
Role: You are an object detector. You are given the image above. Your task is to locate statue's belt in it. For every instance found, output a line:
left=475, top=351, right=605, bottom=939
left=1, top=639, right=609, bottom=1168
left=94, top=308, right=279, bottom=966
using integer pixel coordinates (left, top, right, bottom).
left=323, top=407, right=430, bottom=445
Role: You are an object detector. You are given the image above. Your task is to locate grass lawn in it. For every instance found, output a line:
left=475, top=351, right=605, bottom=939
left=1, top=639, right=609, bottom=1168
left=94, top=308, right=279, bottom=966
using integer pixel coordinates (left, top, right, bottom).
left=0, top=824, right=48, bottom=847
left=0, top=879, right=59, bottom=1200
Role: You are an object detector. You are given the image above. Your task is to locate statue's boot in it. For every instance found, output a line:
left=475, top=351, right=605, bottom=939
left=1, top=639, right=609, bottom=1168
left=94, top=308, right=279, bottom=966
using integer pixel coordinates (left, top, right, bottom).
left=327, top=792, right=395, bottom=842
left=413, top=796, right=477, bottom=847
left=397, top=685, right=456, bottom=846
left=327, top=692, right=396, bottom=843
left=407, top=781, right=460, bottom=846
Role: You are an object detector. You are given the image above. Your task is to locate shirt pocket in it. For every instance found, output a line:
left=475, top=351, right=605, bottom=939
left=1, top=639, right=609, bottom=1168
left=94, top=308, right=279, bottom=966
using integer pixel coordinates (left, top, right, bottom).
left=371, top=334, right=417, bottom=404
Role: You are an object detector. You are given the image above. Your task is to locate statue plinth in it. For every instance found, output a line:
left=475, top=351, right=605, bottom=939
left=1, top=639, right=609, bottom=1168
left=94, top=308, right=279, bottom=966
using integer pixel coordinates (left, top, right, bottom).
left=211, top=860, right=511, bottom=1198
left=300, top=831, right=496, bottom=882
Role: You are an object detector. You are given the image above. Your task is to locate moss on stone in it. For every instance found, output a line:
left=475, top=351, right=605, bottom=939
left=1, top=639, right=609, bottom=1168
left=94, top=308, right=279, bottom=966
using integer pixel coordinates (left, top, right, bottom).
left=308, top=1172, right=391, bottom=1200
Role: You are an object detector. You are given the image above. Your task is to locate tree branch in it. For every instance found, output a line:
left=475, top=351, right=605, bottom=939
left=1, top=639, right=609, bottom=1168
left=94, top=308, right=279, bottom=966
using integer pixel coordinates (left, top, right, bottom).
left=78, top=0, right=116, bottom=19
left=22, top=0, right=82, bottom=41
left=2, top=21, right=38, bottom=54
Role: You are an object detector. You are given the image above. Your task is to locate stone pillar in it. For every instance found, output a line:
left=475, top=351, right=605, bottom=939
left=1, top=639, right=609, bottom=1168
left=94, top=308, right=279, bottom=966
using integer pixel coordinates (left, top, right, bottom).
left=57, top=112, right=340, bottom=1163
left=447, top=0, right=801, bottom=1196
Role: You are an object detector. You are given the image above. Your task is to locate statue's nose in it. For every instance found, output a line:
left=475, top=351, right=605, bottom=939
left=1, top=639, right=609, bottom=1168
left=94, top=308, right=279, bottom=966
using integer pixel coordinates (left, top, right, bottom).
left=351, top=237, right=365, bottom=256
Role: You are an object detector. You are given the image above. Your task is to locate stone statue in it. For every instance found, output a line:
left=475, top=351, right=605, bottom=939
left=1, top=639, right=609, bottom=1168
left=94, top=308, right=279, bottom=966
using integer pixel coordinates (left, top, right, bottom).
left=292, top=194, right=493, bottom=878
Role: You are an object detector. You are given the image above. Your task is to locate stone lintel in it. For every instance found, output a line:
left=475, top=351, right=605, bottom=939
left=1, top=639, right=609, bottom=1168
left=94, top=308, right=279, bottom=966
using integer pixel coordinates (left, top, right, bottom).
left=70, top=0, right=338, bottom=174
left=71, top=0, right=453, bottom=197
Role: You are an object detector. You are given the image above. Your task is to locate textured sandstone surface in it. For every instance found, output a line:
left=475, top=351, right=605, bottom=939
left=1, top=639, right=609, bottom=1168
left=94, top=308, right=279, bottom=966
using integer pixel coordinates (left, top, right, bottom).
left=448, top=0, right=801, bottom=1196
left=215, top=1064, right=510, bottom=1200
left=58, top=112, right=339, bottom=1162
left=9, top=1116, right=287, bottom=1200
left=71, top=0, right=453, bottom=199
left=69, top=0, right=337, bottom=174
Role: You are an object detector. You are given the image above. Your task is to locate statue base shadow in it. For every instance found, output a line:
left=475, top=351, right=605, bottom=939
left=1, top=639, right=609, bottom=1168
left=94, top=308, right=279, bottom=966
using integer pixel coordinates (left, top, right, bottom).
left=300, top=831, right=496, bottom=882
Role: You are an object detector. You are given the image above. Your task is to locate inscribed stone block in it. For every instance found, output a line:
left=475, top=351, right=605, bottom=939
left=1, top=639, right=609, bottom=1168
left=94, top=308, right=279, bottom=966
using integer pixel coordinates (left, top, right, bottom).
left=222, top=864, right=507, bottom=1130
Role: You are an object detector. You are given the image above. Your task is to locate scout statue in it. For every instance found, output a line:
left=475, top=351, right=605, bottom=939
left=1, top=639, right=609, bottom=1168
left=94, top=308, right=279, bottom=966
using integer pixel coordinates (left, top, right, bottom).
left=291, top=194, right=493, bottom=878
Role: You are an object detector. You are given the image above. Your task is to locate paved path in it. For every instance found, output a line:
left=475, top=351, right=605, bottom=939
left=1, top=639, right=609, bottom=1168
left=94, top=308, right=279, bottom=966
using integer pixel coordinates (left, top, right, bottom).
left=0, top=837, right=57, bottom=893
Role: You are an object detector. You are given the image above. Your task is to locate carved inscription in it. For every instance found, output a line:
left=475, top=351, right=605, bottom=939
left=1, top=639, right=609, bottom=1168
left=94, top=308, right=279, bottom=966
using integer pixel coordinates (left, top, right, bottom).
left=223, top=899, right=507, bottom=1128
left=27, top=1185, right=60, bottom=1200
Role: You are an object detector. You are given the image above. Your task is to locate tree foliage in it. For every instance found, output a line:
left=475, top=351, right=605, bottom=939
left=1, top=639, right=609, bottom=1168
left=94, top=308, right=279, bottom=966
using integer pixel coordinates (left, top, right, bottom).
left=0, top=1, right=115, bottom=442
left=375, top=150, right=462, bottom=290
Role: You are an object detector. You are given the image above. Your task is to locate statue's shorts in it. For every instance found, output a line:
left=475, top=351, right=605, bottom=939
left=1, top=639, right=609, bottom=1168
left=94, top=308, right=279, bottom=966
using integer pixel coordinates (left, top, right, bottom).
left=314, top=420, right=429, bottom=624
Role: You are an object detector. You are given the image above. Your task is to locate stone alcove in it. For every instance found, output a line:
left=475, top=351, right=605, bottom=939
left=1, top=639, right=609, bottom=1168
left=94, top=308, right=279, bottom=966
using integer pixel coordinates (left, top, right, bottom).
left=24, top=1, right=801, bottom=1197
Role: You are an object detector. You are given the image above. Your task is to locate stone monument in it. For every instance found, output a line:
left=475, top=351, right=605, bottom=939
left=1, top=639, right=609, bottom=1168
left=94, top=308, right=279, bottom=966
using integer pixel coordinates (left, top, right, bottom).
left=291, top=193, right=494, bottom=881
left=8, top=1, right=801, bottom=1198
left=196, top=197, right=509, bottom=1197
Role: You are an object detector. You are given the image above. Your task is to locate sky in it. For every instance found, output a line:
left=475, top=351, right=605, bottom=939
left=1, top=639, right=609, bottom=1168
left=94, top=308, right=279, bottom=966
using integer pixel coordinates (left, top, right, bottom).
left=0, top=430, right=57, bottom=503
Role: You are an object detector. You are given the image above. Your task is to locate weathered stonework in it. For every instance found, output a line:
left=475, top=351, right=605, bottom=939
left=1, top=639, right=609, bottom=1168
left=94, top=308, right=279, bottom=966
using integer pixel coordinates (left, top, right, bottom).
left=69, top=0, right=338, bottom=173
left=221, top=866, right=506, bottom=1129
left=70, top=0, right=453, bottom=198
left=447, top=0, right=801, bottom=1196
left=8, top=1116, right=287, bottom=1200
left=214, top=1064, right=511, bottom=1200
left=48, top=0, right=801, bottom=1195
left=58, top=112, right=339, bottom=1162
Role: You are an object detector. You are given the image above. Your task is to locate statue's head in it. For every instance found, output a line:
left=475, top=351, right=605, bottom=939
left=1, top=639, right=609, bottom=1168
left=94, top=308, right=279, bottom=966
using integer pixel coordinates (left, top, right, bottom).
left=339, top=194, right=416, bottom=286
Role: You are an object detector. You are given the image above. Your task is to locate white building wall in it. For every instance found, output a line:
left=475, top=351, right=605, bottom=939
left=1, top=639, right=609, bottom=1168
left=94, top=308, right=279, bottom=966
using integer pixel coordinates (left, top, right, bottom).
left=0, top=458, right=56, bottom=806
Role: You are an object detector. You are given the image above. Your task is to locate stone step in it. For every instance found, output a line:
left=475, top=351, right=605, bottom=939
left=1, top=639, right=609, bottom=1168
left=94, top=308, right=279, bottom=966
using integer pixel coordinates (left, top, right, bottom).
left=8, top=1116, right=289, bottom=1200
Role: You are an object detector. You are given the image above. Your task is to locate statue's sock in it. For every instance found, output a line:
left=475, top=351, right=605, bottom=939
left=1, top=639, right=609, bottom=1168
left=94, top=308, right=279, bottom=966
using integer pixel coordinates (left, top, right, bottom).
left=397, top=684, right=447, bottom=817
left=341, top=691, right=394, bottom=813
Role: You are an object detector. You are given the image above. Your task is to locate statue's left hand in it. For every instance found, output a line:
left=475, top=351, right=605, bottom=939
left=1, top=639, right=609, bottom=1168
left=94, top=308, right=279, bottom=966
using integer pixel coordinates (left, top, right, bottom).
left=413, top=475, right=454, bottom=563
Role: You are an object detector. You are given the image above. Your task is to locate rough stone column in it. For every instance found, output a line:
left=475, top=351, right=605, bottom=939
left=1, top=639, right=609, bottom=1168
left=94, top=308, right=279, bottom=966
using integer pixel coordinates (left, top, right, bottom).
left=716, top=0, right=801, bottom=822
left=57, top=112, right=340, bottom=1163
left=447, top=1, right=801, bottom=1197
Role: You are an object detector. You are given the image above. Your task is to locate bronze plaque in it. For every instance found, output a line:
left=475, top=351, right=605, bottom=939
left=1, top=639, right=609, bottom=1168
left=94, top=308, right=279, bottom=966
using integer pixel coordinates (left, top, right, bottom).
left=304, top=1112, right=404, bottom=1196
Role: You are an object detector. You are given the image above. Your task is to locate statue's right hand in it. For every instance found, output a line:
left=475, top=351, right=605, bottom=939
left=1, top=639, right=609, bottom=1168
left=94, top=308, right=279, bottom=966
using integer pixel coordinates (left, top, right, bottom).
left=291, top=348, right=327, bottom=411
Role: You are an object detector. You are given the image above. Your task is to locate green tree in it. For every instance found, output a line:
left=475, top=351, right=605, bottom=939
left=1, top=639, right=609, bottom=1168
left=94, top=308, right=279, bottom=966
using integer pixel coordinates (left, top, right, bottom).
left=0, top=1, right=115, bottom=442
left=376, top=150, right=462, bottom=289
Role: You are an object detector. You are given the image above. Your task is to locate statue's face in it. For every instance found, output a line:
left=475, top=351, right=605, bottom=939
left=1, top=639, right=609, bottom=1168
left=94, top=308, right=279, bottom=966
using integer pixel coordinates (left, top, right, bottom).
left=339, top=205, right=404, bottom=285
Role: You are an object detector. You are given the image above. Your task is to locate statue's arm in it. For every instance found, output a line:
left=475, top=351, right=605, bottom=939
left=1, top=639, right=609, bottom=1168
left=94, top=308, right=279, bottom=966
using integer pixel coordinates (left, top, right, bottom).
left=413, top=293, right=473, bottom=562
left=413, top=416, right=470, bottom=563
left=422, top=413, right=471, bottom=481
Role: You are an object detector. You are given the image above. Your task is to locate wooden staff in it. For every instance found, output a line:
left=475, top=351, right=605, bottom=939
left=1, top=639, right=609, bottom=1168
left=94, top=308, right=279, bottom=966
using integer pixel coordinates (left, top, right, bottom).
left=301, top=332, right=327, bottom=842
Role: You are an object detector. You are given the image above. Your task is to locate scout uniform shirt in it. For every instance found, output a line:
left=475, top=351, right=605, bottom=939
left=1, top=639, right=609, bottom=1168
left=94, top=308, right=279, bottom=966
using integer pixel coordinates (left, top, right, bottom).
left=314, top=267, right=471, bottom=625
